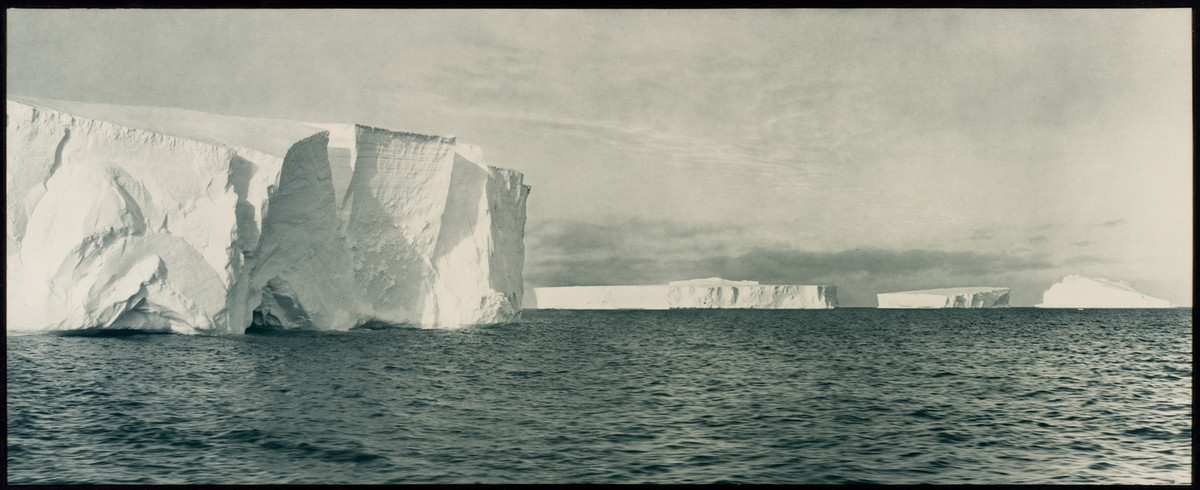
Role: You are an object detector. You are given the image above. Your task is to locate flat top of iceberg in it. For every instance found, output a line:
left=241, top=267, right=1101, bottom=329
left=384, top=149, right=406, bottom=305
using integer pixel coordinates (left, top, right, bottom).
left=668, top=277, right=760, bottom=287
left=880, top=287, right=1008, bottom=295
left=1055, top=274, right=1141, bottom=293
left=10, top=95, right=329, bottom=157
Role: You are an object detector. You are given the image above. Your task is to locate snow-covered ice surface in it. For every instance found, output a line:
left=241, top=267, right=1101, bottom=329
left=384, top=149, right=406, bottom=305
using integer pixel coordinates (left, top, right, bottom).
left=6, top=97, right=528, bottom=334
left=1036, top=275, right=1176, bottom=308
left=668, top=277, right=759, bottom=287
left=876, top=287, right=1010, bottom=308
left=530, top=278, right=837, bottom=309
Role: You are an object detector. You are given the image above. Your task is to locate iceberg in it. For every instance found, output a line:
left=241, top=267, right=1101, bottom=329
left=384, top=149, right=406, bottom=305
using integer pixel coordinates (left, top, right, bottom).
left=6, top=97, right=529, bottom=334
left=876, top=287, right=1010, bottom=308
left=667, top=278, right=837, bottom=309
left=530, top=278, right=837, bottom=309
left=1035, top=275, right=1176, bottom=308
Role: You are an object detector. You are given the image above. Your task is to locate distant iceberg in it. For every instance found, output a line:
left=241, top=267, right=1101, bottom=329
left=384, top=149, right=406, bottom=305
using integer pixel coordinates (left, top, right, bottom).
left=877, top=287, right=1010, bottom=308
left=530, top=278, right=837, bottom=310
left=1036, top=275, right=1175, bottom=308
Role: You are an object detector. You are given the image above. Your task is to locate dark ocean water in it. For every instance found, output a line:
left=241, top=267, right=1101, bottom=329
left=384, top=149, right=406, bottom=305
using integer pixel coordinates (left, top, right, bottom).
left=6, top=308, right=1192, bottom=484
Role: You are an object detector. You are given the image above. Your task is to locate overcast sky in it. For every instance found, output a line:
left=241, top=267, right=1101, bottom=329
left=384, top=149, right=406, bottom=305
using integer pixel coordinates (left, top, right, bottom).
left=7, top=9, right=1192, bottom=306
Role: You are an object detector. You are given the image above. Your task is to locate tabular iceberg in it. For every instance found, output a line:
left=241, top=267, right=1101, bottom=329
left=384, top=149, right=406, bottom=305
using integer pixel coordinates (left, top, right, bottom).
left=1036, top=275, right=1175, bottom=308
left=6, top=97, right=529, bottom=334
left=876, top=287, right=1010, bottom=308
left=530, top=278, right=837, bottom=309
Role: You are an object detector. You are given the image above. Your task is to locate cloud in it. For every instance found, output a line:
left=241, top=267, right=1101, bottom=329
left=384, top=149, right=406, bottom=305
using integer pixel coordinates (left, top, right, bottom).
left=526, top=218, right=757, bottom=262
left=1028, top=235, right=1049, bottom=244
left=1096, top=219, right=1127, bottom=228
left=969, top=228, right=995, bottom=241
left=433, top=102, right=828, bottom=193
left=694, top=248, right=1055, bottom=280
left=1061, top=255, right=1118, bottom=266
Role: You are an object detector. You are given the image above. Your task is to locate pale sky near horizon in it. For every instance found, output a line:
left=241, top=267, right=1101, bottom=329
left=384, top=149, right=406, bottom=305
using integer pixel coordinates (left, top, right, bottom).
left=6, top=9, right=1192, bottom=306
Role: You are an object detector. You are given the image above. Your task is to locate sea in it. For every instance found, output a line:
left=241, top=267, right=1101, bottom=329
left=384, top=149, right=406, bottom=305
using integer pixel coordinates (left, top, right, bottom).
left=6, top=308, right=1192, bottom=484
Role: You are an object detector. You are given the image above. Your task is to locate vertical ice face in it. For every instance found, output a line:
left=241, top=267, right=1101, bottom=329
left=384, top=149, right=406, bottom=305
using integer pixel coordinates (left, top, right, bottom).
left=6, top=99, right=289, bottom=334
left=667, top=284, right=837, bottom=309
left=237, top=131, right=358, bottom=331
left=246, top=125, right=530, bottom=331
left=6, top=99, right=529, bottom=334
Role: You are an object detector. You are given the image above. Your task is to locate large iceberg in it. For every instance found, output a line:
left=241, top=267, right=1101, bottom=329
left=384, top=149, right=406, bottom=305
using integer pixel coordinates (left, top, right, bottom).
left=530, top=278, right=837, bottom=309
left=1036, top=275, right=1176, bottom=308
left=6, top=97, right=529, bottom=334
left=876, top=287, right=1010, bottom=308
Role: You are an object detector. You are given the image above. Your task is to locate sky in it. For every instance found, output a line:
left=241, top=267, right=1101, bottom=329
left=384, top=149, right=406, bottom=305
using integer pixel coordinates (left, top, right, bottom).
left=6, top=9, right=1192, bottom=306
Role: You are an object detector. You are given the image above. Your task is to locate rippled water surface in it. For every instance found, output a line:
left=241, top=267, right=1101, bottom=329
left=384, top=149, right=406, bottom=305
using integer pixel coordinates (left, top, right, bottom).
left=7, top=308, right=1192, bottom=484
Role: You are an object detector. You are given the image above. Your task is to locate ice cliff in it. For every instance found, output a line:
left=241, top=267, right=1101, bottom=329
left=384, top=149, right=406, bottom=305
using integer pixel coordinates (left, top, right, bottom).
left=876, top=287, right=1010, bottom=308
left=6, top=97, right=529, bottom=334
left=530, top=278, right=837, bottom=309
left=1036, top=275, right=1175, bottom=308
